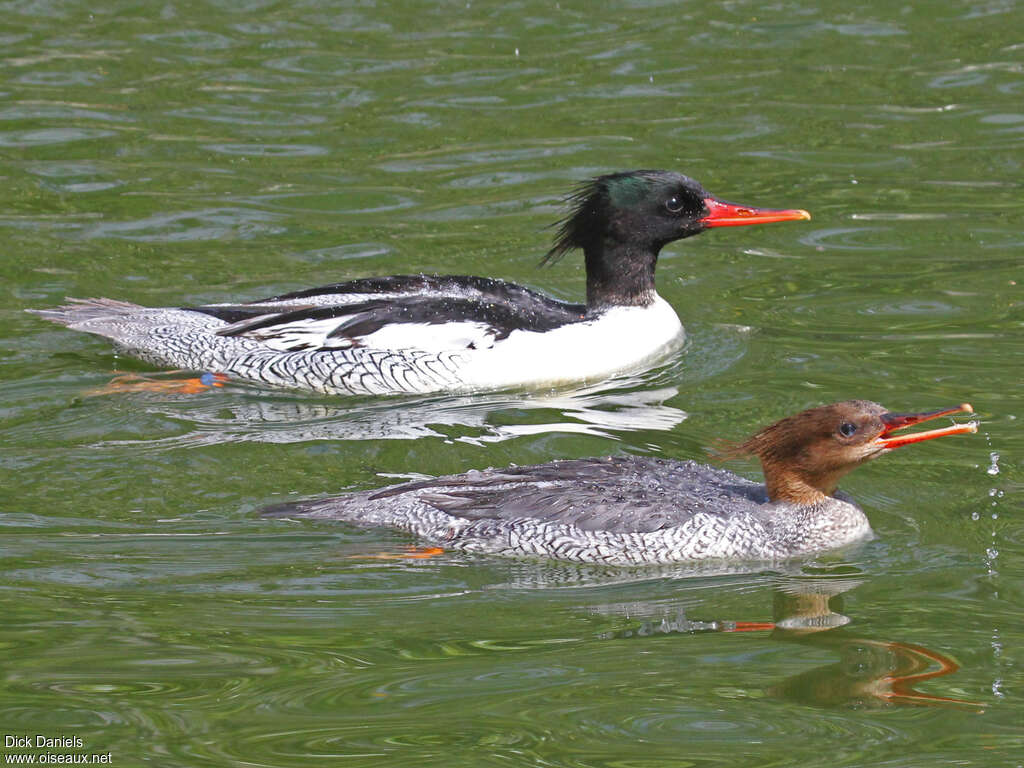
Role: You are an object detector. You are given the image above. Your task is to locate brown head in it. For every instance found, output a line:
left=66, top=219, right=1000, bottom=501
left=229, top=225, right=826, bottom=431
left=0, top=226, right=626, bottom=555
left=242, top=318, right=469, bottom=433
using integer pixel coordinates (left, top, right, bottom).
left=737, top=400, right=976, bottom=504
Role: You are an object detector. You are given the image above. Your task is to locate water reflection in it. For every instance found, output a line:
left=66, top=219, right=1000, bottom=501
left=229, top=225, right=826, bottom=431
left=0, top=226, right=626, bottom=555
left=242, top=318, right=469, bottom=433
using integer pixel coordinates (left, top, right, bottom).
left=92, top=378, right=686, bottom=449
left=592, top=576, right=983, bottom=712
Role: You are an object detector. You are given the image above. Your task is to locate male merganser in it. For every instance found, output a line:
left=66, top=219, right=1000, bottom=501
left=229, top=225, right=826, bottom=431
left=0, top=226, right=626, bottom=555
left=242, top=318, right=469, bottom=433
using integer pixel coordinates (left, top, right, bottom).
left=266, top=401, right=977, bottom=564
left=29, top=170, right=809, bottom=396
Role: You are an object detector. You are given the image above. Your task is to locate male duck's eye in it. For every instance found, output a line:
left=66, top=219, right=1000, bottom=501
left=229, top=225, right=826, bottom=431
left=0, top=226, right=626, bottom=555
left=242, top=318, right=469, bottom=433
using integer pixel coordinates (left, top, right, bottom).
left=665, top=196, right=684, bottom=213
left=838, top=422, right=857, bottom=438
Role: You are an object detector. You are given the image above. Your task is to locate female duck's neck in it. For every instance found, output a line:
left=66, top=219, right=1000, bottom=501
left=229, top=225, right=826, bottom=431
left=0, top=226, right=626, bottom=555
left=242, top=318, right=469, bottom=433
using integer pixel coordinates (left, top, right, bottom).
left=764, top=470, right=836, bottom=507
left=584, top=243, right=658, bottom=309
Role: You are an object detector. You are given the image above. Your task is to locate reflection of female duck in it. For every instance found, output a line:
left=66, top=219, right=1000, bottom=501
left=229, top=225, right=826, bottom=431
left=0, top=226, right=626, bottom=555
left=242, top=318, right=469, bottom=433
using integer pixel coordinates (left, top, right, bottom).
left=769, top=633, right=979, bottom=711
left=30, top=171, right=808, bottom=395
left=269, top=401, right=976, bottom=563
left=598, top=579, right=983, bottom=711
left=765, top=589, right=984, bottom=711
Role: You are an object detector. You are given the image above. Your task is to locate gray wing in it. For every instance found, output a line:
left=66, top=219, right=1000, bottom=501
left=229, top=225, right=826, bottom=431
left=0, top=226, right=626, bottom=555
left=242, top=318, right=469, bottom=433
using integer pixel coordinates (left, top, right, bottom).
left=371, top=456, right=767, bottom=534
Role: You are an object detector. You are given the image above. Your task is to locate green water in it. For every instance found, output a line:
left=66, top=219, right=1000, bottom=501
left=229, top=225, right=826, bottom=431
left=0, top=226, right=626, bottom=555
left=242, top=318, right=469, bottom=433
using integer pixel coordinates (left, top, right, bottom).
left=2, top=0, right=1022, bottom=765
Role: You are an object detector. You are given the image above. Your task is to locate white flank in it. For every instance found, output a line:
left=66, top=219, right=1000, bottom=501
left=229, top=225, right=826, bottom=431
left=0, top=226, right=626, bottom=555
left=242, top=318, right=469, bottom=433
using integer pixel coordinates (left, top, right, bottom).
left=455, top=294, right=684, bottom=390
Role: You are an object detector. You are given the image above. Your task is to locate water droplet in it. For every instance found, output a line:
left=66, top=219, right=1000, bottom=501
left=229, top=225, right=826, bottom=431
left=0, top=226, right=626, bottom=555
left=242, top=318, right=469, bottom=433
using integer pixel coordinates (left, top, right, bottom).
left=986, top=451, right=1000, bottom=475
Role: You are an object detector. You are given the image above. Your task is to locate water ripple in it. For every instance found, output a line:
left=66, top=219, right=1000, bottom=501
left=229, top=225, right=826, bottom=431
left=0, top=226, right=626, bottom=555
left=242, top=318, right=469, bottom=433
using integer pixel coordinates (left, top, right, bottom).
left=376, top=141, right=597, bottom=173
left=742, top=149, right=910, bottom=170
left=167, top=105, right=328, bottom=127
left=0, top=105, right=133, bottom=122
left=0, top=127, right=116, bottom=147
left=264, top=54, right=418, bottom=76
left=798, top=226, right=907, bottom=252
left=15, top=71, right=105, bottom=87
left=293, top=243, right=393, bottom=263
left=79, top=208, right=286, bottom=242
left=202, top=142, right=328, bottom=157
left=235, top=190, right=416, bottom=215
left=138, top=30, right=238, bottom=50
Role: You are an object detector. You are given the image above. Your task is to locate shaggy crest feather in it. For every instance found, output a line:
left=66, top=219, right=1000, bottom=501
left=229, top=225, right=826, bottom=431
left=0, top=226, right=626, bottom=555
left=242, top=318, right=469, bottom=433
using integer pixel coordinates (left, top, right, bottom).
left=542, top=171, right=664, bottom=265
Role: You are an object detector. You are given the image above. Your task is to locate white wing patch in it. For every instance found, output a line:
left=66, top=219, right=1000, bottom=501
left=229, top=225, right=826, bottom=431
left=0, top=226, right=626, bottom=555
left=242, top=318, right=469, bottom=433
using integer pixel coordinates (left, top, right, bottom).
left=358, top=322, right=498, bottom=353
left=231, top=315, right=499, bottom=353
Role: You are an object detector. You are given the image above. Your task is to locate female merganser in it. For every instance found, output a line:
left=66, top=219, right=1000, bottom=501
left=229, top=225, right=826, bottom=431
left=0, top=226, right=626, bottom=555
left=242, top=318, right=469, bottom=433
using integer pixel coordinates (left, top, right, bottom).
left=266, top=401, right=977, bottom=564
left=30, top=170, right=809, bottom=396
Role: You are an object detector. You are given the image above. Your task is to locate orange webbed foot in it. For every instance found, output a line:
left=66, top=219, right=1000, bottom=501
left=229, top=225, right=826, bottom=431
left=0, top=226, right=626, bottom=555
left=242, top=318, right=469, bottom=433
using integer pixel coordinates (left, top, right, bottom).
left=87, top=371, right=228, bottom=396
left=350, top=546, right=446, bottom=561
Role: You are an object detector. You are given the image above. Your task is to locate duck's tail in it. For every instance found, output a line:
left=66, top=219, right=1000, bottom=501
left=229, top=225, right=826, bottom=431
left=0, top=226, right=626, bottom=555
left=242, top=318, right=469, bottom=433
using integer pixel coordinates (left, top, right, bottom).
left=27, top=297, right=147, bottom=330
left=27, top=298, right=226, bottom=370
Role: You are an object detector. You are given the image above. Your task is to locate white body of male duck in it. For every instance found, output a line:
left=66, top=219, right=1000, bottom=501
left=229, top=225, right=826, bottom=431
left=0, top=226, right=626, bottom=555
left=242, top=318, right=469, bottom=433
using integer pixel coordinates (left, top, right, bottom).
left=29, top=171, right=809, bottom=395
left=267, top=402, right=977, bottom=564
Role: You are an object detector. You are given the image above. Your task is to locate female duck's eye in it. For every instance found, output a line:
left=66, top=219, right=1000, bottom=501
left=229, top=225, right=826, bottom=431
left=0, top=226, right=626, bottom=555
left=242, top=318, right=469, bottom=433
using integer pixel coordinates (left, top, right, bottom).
left=665, top=196, right=684, bottom=213
left=838, top=422, right=857, bottom=438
